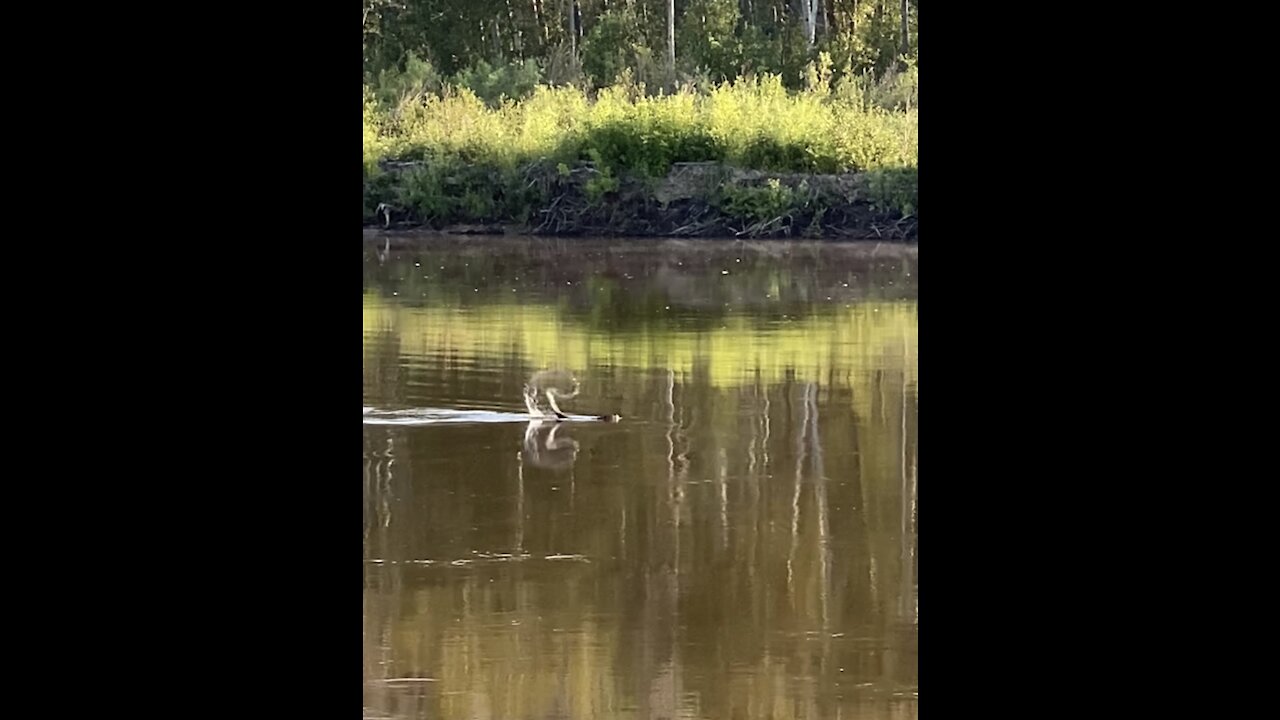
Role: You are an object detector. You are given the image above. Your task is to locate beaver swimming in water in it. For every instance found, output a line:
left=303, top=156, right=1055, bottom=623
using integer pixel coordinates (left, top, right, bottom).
left=523, top=369, right=621, bottom=422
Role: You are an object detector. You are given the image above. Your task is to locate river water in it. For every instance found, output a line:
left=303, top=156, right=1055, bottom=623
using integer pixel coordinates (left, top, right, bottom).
left=363, top=235, right=917, bottom=720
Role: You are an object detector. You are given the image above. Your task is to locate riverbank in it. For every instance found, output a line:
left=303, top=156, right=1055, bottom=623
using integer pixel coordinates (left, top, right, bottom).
left=364, top=74, right=917, bottom=241
left=366, top=160, right=916, bottom=241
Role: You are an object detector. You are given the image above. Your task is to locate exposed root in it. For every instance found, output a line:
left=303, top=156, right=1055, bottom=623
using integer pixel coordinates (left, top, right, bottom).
left=367, top=160, right=917, bottom=241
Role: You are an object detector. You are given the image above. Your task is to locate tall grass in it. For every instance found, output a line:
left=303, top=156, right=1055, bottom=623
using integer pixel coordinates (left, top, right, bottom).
left=364, top=70, right=917, bottom=177
left=363, top=63, right=918, bottom=231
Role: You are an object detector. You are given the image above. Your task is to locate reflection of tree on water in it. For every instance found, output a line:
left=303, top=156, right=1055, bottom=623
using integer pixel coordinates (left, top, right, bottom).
left=362, top=237, right=917, bottom=326
left=364, top=429, right=415, bottom=719
left=359, top=365, right=918, bottom=719
left=362, top=327, right=404, bottom=409
left=360, top=256, right=918, bottom=717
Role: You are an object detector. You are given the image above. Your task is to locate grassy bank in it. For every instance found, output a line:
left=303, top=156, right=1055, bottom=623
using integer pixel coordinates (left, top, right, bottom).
left=364, top=68, right=918, bottom=239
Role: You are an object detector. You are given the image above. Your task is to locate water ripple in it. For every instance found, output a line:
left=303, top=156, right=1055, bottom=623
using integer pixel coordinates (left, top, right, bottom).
left=363, top=406, right=615, bottom=425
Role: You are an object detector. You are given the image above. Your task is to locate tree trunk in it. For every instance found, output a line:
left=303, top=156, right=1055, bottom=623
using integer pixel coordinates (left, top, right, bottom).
left=668, top=0, right=676, bottom=79
left=807, top=0, right=818, bottom=48
left=568, top=0, right=576, bottom=56
left=795, top=0, right=817, bottom=49
left=899, top=0, right=910, bottom=58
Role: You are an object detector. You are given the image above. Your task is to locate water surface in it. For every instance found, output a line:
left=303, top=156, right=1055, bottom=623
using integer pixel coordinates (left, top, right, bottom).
left=363, top=235, right=918, bottom=720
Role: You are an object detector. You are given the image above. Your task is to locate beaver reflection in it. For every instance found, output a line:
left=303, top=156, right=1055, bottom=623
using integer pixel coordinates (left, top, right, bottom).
left=521, top=418, right=580, bottom=470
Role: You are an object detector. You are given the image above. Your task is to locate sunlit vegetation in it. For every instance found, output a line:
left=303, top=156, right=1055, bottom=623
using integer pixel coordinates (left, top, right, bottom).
left=363, top=55, right=917, bottom=236
left=364, top=62, right=916, bottom=174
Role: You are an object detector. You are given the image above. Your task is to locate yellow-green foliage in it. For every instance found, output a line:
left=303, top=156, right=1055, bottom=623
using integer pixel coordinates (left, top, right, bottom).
left=514, top=85, right=591, bottom=159
left=363, top=94, right=393, bottom=174
left=363, top=298, right=917, bottom=406
left=363, top=73, right=918, bottom=176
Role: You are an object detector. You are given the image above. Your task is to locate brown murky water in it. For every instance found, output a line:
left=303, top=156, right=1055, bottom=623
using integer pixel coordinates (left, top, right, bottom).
left=363, top=235, right=917, bottom=720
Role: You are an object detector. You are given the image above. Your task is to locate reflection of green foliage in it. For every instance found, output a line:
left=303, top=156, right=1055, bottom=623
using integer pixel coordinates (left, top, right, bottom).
left=363, top=270, right=919, bottom=720
left=364, top=298, right=916, bottom=397
left=363, top=243, right=918, bottom=329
